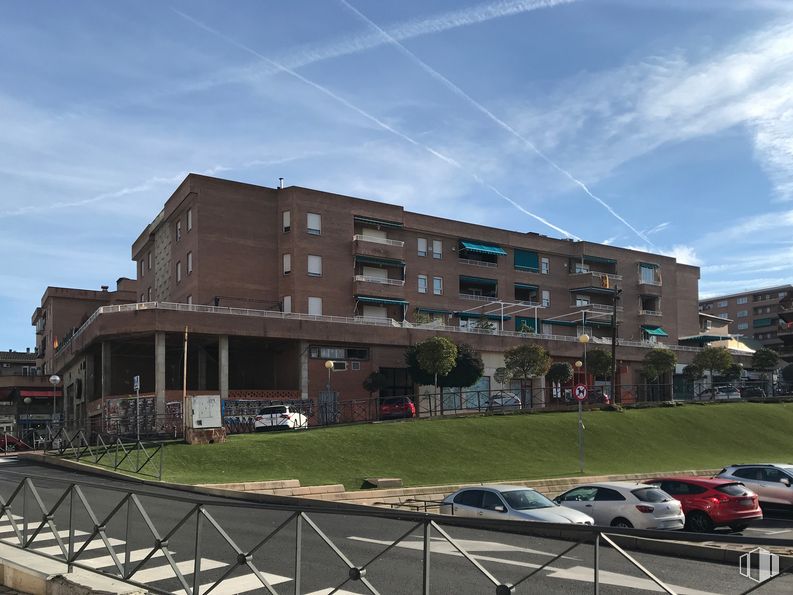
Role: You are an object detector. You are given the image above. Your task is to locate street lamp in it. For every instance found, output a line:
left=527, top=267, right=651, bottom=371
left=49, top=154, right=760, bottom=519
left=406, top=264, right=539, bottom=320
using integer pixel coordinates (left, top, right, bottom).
left=573, top=359, right=585, bottom=473
left=578, top=334, right=590, bottom=388
left=324, top=360, right=334, bottom=391
left=49, top=375, right=60, bottom=428
left=23, top=397, right=32, bottom=444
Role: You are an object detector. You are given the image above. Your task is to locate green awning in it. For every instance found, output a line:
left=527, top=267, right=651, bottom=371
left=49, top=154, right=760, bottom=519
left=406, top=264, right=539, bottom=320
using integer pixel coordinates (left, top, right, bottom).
left=416, top=307, right=452, bottom=315
left=460, top=241, right=507, bottom=256
left=455, top=312, right=511, bottom=321
left=353, top=215, right=403, bottom=229
left=356, top=296, right=409, bottom=306
left=515, top=316, right=538, bottom=332
left=642, top=325, right=668, bottom=337
left=583, top=255, right=617, bottom=265
left=570, top=286, right=617, bottom=296
left=514, top=282, right=539, bottom=290
left=753, top=318, right=774, bottom=328
left=514, top=249, right=539, bottom=271
left=459, top=275, right=498, bottom=286
left=354, top=255, right=405, bottom=267
left=544, top=319, right=577, bottom=327
left=679, top=334, right=731, bottom=344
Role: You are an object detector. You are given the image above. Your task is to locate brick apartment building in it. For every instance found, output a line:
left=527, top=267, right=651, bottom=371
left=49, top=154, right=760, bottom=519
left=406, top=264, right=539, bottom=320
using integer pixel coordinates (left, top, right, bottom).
left=0, top=349, right=61, bottom=436
left=699, top=284, right=793, bottom=350
left=32, top=174, right=707, bottom=429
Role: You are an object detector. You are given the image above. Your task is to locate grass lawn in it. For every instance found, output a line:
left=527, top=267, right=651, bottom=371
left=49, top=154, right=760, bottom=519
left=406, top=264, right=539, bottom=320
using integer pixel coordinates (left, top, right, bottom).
left=161, top=402, right=793, bottom=490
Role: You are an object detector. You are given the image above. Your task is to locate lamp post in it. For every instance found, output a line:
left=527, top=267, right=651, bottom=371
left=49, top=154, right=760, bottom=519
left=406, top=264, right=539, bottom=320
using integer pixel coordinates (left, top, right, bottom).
left=574, top=360, right=584, bottom=473
left=578, top=333, right=590, bottom=389
left=324, top=360, right=334, bottom=391
left=22, top=397, right=32, bottom=445
left=49, top=375, right=61, bottom=428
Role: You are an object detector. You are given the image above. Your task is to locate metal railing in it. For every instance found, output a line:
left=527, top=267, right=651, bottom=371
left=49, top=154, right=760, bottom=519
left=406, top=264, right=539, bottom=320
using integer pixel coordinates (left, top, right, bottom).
left=572, top=303, right=624, bottom=312
left=352, top=234, right=404, bottom=247
left=458, top=258, right=497, bottom=268
left=569, top=270, right=623, bottom=282
left=458, top=293, right=498, bottom=302
left=353, top=275, right=405, bottom=286
left=0, top=475, right=790, bottom=595
left=639, top=310, right=662, bottom=316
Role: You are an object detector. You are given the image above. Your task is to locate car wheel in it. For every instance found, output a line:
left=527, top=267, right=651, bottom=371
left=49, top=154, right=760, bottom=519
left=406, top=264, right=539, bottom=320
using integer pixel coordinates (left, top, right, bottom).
left=610, top=518, right=633, bottom=528
left=729, top=523, right=749, bottom=532
left=686, top=511, right=714, bottom=533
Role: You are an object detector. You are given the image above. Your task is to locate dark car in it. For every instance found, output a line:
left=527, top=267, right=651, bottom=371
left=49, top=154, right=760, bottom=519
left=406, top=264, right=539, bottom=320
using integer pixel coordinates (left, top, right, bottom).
left=740, top=386, right=767, bottom=398
left=587, top=387, right=610, bottom=405
left=379, top=397, right=416, bottom=420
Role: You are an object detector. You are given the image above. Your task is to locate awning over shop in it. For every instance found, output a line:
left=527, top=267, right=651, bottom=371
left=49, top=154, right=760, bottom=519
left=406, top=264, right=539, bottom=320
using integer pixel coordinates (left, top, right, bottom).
left=459, top=275, right=498, bottom=286
left=455, top=312, right=512, bottom=321
left=354, top=255, right=405, bottom=267
left=18, top=389, right=62, bottom=398
left=460, top=241, right=507, bottom=256
left=353, top=215, right=403, bottom=229
left=642, top=325, right=669, bottom=337
left=356, top=296, right=409, bottom=306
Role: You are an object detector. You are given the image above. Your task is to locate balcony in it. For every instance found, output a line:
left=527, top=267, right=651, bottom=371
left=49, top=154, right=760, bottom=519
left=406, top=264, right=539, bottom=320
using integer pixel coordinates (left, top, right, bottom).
left=568, top=270, right=622, bottom=287
left=353, top=275, right=405, bottom=287
left=459, top=258, right=497, bottom=268
left=352, top=234, right=404, bottom=261
left=458, top=293, right=498, bottom=303
left=572, top=303, right=624, bottom=313
left=639, top=309, right=663, bottom=317
left=354, top=276, right=406, bottom=300
left=778, top=321, right=793, bottom=339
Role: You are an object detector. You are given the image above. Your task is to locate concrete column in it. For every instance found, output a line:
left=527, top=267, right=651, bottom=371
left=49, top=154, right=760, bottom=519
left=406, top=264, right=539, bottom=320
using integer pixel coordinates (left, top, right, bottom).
left=536, top=376, right=546, bottom=408
left=101, top=341, right=112, bottom=398
left=197, top=347, right=207, bottom=391
left=299, top=340, right=309, bottom=400
left=155, top=332, right=166, bottom=416
left=219, top=335, right=229, bottom=400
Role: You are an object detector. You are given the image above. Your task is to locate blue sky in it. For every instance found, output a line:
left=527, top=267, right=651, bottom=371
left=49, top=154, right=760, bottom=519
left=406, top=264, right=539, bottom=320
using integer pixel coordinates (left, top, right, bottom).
left=2, top=0, right=793, bottom=349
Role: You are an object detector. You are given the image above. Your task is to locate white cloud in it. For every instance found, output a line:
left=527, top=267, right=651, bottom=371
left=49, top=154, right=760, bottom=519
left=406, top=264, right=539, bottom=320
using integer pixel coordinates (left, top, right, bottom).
left=622, top=243, right=700, bottom=266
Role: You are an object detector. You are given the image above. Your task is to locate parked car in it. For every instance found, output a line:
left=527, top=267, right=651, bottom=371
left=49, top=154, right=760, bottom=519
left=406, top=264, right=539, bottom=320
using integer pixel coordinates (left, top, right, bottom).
left=440, top=485, right=594, bottom=524
left=716, top=464, right=793, bottom=507
left=0, top=435, right=31, bottom=452
left=253, top=405, right=307, bottom=431
left=554, top=482, right=685, bottom=529
left=587, top=387, right=611, bottom=405
left=740, top=386, right=767, bottom=398
left=643, top=476, right=762, bottom=532
left=485, top=391, right=522, bottom=411
left=379, top=397, right=416, bottom=420
left=696, top=385, right=741, bottom=400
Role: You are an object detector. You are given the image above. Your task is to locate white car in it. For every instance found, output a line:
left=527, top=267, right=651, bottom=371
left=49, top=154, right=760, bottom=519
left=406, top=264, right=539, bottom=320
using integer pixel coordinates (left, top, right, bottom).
left=554, top=482, right=684, bottom=530
left=440, top=485, right=594, bottom=525
left=254, top=405, right=307, bottom=431
left=485, top=392, right=522, bottom=411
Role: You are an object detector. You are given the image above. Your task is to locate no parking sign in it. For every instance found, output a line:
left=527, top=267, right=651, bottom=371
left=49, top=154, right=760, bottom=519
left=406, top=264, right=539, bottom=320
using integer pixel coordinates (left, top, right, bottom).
left=574, top=384, right=588, bottom=402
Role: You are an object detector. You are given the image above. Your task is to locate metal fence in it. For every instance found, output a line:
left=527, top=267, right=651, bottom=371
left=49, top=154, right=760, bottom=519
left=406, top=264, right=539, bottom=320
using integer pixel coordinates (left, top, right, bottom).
left=0, top=474, right=790, bottom=594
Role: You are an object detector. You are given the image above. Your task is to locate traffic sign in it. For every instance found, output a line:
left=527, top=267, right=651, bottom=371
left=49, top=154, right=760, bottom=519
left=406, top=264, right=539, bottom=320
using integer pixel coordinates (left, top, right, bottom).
left=133, top=375, right=140, bottom=392
left=574, top=384, right=588, bottom=402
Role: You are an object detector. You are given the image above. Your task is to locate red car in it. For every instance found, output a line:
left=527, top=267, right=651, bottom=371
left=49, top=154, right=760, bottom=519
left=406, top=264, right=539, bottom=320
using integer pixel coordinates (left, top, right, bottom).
left=0, top=435, right=31, bottom=452
left=644, top=476, right=762, bottom=532
left=379, top=397, right=416, bottom=420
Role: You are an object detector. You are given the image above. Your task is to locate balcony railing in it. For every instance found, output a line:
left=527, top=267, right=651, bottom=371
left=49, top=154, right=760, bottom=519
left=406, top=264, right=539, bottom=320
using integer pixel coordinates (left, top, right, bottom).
left=640, top=310, right=662, bottom=317
left=352, top=234, right=404, bottom=247
left=569, top=270, right=623, bottom=282
left=572, top=303, right=624, bottom=312
left=354, top=275, right=405, bottom=287
left=458, top=293, right=498, bottom=302
left=458, top=258, right=497, bottom=268
left=638, top=277, right=662, bottom=286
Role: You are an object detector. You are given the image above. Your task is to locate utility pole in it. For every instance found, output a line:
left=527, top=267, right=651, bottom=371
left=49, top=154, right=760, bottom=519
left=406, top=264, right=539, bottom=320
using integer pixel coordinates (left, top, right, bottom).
left=610, top=288, right=622, bottom=404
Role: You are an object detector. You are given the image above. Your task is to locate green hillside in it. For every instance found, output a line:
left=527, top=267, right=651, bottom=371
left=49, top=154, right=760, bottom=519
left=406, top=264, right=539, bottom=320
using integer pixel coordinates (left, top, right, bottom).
left=161, top=402, right=793, bottom=489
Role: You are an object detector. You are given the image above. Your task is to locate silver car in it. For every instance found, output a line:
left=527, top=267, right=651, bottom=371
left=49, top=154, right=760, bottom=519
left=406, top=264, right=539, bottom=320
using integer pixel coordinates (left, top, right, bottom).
left=716, top=464, right=793, bottom=507
left=440, top=485, right=594, bottom=524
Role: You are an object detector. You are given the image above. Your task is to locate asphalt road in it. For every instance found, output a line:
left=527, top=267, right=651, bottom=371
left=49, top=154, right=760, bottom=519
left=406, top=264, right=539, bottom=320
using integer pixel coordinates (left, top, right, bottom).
left=0, top=458, right=791, bottom=595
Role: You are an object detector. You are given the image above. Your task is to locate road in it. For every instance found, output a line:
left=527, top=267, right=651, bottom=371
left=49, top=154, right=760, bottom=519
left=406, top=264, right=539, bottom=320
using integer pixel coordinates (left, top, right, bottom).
left=0, top=458, right=791, bottom=594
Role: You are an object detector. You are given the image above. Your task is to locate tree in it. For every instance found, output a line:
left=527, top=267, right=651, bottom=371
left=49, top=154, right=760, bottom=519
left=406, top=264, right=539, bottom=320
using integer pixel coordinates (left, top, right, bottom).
left=442, top=343, right=484, bottom=390
left=692, top=346, right=733, bottom=397
left=682, top=363, right=703, bottom=383
left=546, top=362, right=573, bottom=404
left=642, top=348, right=677, bottom=401
left=782, top=363, right=793, bottom=384
left=723, top=363, right=742, bottom=382
left=587, top=349, right=613, bottom=379
left=503, top=344, right=552, bottom=408
left=494, top=367, right=511, bottom=388
left=753, top=347, right=780, bottom=395
left=414, top=337, right=457, bottom=414
left=362, top=371, right=387, bottom=399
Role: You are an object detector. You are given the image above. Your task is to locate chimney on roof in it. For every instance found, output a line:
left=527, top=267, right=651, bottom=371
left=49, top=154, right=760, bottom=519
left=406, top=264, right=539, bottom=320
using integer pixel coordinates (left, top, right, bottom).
left=101, top=285, right=109, bottom=292
left=26, top=348, right=30, bottom=353
left=278, top=177, right=284, bottom=190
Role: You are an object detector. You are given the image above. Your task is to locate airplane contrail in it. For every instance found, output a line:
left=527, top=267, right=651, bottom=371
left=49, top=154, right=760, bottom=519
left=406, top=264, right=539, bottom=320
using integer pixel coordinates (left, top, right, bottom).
left=338, top=0, right=655, bottom=248
left=172, top=9, right=580, bottom=240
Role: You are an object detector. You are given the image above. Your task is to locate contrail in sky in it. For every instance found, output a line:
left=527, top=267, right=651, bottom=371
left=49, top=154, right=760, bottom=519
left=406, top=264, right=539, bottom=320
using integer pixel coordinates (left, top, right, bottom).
left=172, top=9, right=580, bottom=240
left=338, top=0, right=654, bottom=248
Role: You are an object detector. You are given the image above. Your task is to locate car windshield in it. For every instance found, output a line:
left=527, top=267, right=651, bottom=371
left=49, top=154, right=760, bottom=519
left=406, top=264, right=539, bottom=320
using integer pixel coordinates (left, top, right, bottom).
left=259, top=406, right=287, bottom=415
left=632, top=488, right=671, bottom=502
left=716, top=483, right=751, bottom=497
left=501, top=489, right=555, bottom=510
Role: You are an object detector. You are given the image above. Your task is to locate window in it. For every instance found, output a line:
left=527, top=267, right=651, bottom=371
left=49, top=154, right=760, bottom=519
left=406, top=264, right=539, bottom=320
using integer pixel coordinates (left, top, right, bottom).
left=187, top=251, right=193, bottom=274
left=417, top=237, right=427, bottom=257
left=575, top=294, right=589, bottom=307
left=737, top=296, right=748, bottom=304
left=308, top=297, right=322, bottom=316
left=560, top=487, right=597, bottom=502
left=541, top=257, right=550, bottom=274
left=282, top=210, right=291, bottom=232
left=482, top=492, right=505, bottom=511
left=140, top=259, right=145, bottom=278
left=737, top=310, right=747, bottom=317
left=432, top=240, right=442, bottom=259
left=639, top=263, right=660, bottom=284
left=453, top=490, right=484, bottom=508
left=433, top=277, right=443, bottom=295
left=283, top=253, right=291, bottom=275
left=283, top=296, right=292, bottom=313
left=176, top=261, right=182, bottom=283
left=176, top=220, right=182, bottom=241
left=307, top=213, right=321, bottom=235
left=717, top=300, right=728, bottom=307
left=542, top=290, right=550, bottom=307
left=718, top=313, right=729, bottom=319
left=148, top=252, right=152, bottom=270
left=514, top=249, right=539, bottom=272
left=140, top=293, right=145, bottom=302
left=307, top=255, right=322, bottom=276
left=418, top=275, right=428, bottom=294
left=737, top=322, right=749, bottom=330
left=147, top=287, right=152, bottom=301
left=595, top=488, right=626, bottom=501
left=780, top=292, right=788, bottom=299
left=187, top=208, right=192, bottom=231
left=309, top=346, right=369, bottom=360
left=186, top=295, right=193, bottom=305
